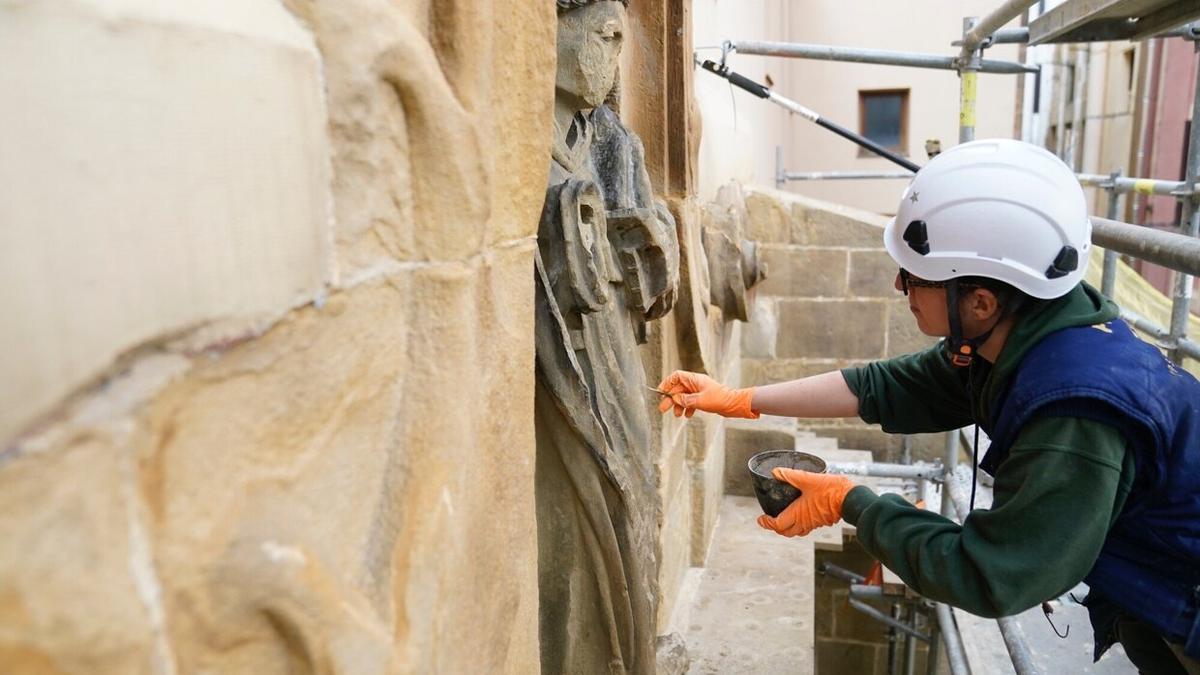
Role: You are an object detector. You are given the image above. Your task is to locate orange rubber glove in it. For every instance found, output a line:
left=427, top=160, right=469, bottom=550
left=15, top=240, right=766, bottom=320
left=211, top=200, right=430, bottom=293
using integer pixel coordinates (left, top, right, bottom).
left=656, top=370, right=759, bottom=419
left=756, top=468, right=855, bottom=537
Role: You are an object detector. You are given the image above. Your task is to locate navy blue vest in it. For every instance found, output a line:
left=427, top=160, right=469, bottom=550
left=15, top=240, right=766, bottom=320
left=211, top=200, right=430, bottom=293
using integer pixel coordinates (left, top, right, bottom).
left=981, top=319, right=1200, bottom=658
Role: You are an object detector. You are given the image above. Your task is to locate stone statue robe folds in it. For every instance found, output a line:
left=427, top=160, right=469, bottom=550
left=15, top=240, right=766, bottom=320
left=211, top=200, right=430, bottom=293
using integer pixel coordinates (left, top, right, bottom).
left=534, top=102, right=679, bottom=674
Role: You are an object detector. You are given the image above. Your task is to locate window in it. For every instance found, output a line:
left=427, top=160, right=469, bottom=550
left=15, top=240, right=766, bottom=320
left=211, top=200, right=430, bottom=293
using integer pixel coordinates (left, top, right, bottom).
left=858, top=89, right=909, bottom=156
left=1123, top=48, right=1136, bottom=91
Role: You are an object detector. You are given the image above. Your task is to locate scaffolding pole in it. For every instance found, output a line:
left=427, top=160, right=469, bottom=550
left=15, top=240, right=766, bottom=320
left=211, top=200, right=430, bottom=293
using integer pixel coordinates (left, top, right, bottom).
left=1076, top=173, right=1190, bottom=196
left=1100, top=170, right=1122, bottom=298
left=959, top=17, right=982, bottom=144
left=1090, top=217, right=1200, bottom=278
left=936, top=603, right=972, bottom=675
left=1169, top=50, right=1200, bottom=365
left=729, top=40, right=1036, bottom=74
left=1068, top=46, right=1089, bottom=171
left=959, top=0, right=1040, bottom=58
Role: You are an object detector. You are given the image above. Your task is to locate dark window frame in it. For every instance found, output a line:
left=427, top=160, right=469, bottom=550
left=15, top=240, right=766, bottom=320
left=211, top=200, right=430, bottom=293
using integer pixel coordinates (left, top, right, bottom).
left=857, top=88, right=910, bottom=157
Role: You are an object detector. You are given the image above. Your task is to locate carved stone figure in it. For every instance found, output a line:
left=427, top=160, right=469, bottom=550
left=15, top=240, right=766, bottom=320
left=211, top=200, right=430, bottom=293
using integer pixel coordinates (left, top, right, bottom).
left=534, top=1, right=680, bottom=672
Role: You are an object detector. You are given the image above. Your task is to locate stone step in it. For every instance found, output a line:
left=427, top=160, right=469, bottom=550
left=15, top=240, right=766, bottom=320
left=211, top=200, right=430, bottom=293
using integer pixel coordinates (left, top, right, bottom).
left=794, top=435, right=838, bottom=453
left=683, top=496, right=815, bottom=674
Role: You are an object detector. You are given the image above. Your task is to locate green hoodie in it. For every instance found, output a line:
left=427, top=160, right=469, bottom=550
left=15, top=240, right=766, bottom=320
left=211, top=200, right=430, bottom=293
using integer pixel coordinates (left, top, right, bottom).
left=839, top=282, right=1135, bottom=617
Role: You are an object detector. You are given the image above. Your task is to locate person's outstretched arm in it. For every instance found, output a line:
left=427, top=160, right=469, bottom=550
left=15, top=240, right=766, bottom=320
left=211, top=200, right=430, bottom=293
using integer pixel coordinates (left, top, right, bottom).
left=751, top=370, right=859, bottom=418
left=656, top=370, right=857, bottom=419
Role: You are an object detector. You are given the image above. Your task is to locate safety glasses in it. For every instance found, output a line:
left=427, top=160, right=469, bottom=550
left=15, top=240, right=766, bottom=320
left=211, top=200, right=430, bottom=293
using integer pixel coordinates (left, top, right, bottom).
left=898, top=268, right=947, bottom=296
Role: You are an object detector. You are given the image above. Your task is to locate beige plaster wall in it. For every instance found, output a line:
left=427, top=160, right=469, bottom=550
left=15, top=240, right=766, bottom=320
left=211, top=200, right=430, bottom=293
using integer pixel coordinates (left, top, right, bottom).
left=0, top=1, right=554, bottom=673
left=694, top=0, right=1022, bottom=214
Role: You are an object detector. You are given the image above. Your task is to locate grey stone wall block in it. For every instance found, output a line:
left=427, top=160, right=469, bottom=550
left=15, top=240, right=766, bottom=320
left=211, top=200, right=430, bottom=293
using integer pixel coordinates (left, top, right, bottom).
left=760, top=247, right=849, bottom=298
left=777, top=300, right=887, bottom=359
left=744, top=191, right=792, bottom=244
left=741, top=296, right=778, bottom=359
left=849, top=250, right=899, bottom=298
left=886, top=299, right=939, bottom=358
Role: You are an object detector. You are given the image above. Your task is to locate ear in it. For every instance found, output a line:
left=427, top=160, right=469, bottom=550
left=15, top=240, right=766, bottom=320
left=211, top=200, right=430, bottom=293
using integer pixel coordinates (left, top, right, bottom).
left=963, top=287, right=1000, bottom=322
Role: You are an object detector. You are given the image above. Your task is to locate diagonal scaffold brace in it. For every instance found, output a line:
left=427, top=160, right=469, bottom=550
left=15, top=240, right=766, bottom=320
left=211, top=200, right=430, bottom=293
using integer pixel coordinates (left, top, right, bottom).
left=699, top=59, right=922, bottom=174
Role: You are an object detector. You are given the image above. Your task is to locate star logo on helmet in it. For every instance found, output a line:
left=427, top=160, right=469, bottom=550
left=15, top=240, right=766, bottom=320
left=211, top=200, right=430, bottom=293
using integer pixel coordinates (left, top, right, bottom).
left=910, top=191, right=919, bottom=204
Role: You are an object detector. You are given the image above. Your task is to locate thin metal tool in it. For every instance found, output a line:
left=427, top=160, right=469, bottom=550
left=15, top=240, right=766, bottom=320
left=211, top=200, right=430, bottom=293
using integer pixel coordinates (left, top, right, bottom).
left=698, top=60, right=922, bottom=173
left=646, top=386, right=674, bottom=397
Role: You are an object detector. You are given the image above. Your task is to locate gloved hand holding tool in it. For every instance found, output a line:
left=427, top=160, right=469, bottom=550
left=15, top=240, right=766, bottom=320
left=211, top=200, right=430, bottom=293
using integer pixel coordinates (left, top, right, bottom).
left=656, top=371, right=759, bottom=419
left=756, top=468, right=854, bottom=537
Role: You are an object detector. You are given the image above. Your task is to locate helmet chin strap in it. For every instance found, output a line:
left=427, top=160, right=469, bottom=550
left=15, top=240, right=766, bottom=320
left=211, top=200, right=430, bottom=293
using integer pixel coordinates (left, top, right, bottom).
left=945, top=280, right=999, bottom=368
left=945, top=278, right=1001, bottom=514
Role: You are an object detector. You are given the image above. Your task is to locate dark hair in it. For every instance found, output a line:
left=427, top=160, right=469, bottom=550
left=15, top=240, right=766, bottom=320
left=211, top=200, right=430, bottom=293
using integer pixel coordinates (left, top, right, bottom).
left=956, top=276, right=1040, bottom=316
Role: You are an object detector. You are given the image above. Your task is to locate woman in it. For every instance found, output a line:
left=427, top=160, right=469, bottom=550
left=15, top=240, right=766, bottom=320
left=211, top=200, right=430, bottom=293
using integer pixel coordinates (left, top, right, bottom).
left=659, top=139, right=1200, bottom=674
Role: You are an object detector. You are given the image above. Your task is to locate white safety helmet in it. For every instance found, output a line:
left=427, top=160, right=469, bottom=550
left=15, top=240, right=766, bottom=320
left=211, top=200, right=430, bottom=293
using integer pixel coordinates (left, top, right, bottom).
left=884, top=139, right=1091, bottom=300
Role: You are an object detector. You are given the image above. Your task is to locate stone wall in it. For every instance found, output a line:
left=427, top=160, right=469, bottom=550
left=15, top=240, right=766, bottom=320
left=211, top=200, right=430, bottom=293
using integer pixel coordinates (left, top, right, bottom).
left=814, top=544, right=936, bottom=675
left=0, top=1, right=554, bottom=672
left=737, top=187, right=944, bottom=461
left=0, top=0, right=771, bottom=671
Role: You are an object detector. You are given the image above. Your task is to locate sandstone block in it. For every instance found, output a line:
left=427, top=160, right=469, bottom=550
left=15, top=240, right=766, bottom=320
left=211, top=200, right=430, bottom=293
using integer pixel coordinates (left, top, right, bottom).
left=655, top=632, right=691, bottom=675
left=887, top=299, right=940, bottom=358
left=0, top=437, right=160, bottom=674
left=798, top=422, right=894, bottom=456
left=758, top=247, right=848, bottom=298
left=657, top=468, right=692, bottom=632
left=744, top=190, right=793, bottom=244
left=741, top=358, right=863, bottom=386
left=689, top=420, right=726, bottom=566
left=45, top=245, right=536, bottom=675
left=816, top=638, right=886, bottom=675
left=0, top=0, right=332, bottom=443
left=793, top=209, right=887, bottom=248
left=849, top=250, right=899, bottom=298
left=740, top=296, right=778, bottom=359
left=286, top=0, right=555, bottom=272
left=776, top=300, right=887, bottom=360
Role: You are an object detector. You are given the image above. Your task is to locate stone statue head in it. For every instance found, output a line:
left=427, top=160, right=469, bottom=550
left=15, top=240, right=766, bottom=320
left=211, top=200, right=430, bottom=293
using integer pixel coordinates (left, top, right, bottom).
left=555, top=1, right=627, bottom=112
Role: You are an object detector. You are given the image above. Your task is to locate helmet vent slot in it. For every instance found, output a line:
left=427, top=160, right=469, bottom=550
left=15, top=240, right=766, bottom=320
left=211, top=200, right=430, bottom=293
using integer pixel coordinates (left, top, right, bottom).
left=1045, top=246, right=1078, bottom=279
left=903, top=220, right=930, bottom=255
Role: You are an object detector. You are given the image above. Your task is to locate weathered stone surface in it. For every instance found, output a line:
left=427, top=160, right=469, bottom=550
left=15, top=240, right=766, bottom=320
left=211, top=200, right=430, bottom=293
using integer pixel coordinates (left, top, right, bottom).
left=654, top=632, right=691, bottom=675
left=282, top=0, right=555, bottom=272
left=759, top=247, right=849, bottom=298
left=741, top=358, right=865, bottom=387
left=793, top=206, right=888, bottom=248
left=0, top=1, right=552, bottom=671
left=815, top=638, right=886, bottom=675
left=887, top=299, right=939, bottom=358
left=683, top=497, right=815, bottom=674
left=849, top=250, right=899, bottom=297
left=743, top=189, right=793, bottom=244
left=776, top=300, right=887, bottom=360
left=0, top=0, right=333, bottom=443
left=799, top=422, right=896, bottom=456
left=780, top=192, right=890, bottom=248
left=534, top=3, right=680, bottom=672
left=1, top=255, right=541, bottom=674
left=0, top=436, right=162, bottom=674
left=657, top=468, right=692, bottom=633
left=688, top=418, right=726, bottom=566
left=740, top=296, right=778, bottom=359
left=747, top=188, right=888, bottom=247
